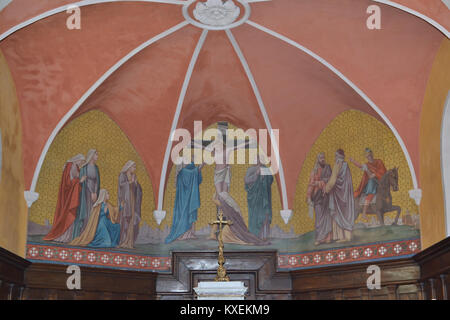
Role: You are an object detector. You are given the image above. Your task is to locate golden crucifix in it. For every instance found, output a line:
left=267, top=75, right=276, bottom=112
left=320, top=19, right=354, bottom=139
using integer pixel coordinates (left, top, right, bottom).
left=209, top=209, right=233, bottom=282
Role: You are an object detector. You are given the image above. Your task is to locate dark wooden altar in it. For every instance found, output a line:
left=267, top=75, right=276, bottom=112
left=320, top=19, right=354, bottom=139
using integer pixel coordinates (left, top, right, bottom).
left=156, top=250, right=292, bottom=300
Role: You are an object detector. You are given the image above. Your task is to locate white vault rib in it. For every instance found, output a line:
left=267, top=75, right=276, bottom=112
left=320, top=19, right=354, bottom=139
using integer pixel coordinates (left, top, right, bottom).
left=29, top=21, right=189, bottom=196
left=156, top=29, right=208, bottom=213
left=225, top=28, right=290, bottom=211
left=0, top=0, right=187, bottom=42
left=246, top=19, right=419, bottom=191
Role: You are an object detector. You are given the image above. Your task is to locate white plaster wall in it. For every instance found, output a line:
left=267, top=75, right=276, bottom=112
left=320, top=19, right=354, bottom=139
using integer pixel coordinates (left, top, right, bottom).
left=0, top=0, right=12, bottom=12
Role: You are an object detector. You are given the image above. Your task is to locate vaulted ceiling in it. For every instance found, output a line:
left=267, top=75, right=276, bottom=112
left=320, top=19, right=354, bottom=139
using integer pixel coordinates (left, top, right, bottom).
left=0, top=0, right=448, bottom=210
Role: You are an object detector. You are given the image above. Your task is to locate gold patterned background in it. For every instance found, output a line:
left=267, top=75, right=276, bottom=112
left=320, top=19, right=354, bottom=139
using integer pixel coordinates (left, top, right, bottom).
left=162, top=123, right=286, bottom=232
left=31, top=109, right=415, bottom=237
left=30, top=110, right=158, bottom=228
left=292, top=110, right=418, bottom=235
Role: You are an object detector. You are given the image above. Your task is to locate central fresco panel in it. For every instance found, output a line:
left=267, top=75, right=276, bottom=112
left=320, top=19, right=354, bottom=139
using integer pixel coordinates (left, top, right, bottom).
left=26, top=109, right=420, bottom=272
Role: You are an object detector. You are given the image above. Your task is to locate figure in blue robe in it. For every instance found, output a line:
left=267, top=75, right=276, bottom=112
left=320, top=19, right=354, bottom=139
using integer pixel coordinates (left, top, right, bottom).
left=165, top=162, right=202, bottom=244
left=245, top=164, right=273, bottom=240
left=89, top=202, right=121, bottom=248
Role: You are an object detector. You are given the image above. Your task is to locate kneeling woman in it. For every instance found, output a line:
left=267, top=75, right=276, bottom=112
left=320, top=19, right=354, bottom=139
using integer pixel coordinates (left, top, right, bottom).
left=70, top=189, right=121, bottom=248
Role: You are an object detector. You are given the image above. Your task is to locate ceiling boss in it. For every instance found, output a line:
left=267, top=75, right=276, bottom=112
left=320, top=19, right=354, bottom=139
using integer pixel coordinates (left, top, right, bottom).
left=183, top=0, right=251, bottom=30
left=193, top=0, right=240, bottom=26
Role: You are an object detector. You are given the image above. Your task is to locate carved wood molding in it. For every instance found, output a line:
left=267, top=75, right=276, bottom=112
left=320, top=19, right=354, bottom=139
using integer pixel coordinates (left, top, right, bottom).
left=290, top=257, right=421, bottom=294
left=25, top=263, right=157, bottom=295
left=20, top=263, right=157, bottom=299
left=0, top=247, right=31, bottom=300
left=414, top=236, right=450, bottom=280
left=0, top=247, right=30, bottom=283
left=1, top=237, right=448, bottom=300
left=156, top=250, right=292, bottom=299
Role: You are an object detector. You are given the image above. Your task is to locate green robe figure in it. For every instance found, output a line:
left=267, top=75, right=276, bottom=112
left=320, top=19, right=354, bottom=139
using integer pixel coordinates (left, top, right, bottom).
left=244, top=162, right=273, bottom=240
left=72, top=149, right=100, bottom=240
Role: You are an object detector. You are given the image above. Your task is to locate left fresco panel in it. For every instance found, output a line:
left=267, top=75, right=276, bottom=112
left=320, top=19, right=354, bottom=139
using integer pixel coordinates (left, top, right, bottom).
left=26, top=110, right=172, bottom=271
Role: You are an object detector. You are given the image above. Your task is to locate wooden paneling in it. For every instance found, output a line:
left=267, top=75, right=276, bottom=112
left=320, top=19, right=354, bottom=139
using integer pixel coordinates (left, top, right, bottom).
left=0, top=246, right=30, bottom=300
left=290, top=258, right=421, bottom=300
left=290, top=236, right=450, bottom=300
left=23, top=263, right=157, bottom=300
left=414, top=236, right=450, bottom=300
left=1, top=237, right=448, bottom=300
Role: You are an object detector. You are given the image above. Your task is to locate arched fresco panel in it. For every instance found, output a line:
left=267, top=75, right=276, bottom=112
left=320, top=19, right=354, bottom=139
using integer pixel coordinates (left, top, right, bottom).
left=26, top=110, right=172, bottom=271
left=278, top=110, right=420, bottom=270
left=29, top=110, right=155, bottom=227
left=27, top=110, right=421, bottom=271
left=162, top=122, right=285, bottom=234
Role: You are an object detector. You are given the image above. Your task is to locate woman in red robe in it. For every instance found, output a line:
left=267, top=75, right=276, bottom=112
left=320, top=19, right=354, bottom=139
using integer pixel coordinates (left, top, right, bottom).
left=44, top=154, right=86, bottom=242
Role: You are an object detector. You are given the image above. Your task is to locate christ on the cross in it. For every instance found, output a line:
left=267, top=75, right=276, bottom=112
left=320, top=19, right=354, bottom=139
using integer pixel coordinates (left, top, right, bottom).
left=205, top=122, right=269, bottom=246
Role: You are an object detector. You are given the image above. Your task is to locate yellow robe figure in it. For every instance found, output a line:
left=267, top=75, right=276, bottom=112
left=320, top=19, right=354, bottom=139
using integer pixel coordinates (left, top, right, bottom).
left=70, top=190, right=120, bottom=247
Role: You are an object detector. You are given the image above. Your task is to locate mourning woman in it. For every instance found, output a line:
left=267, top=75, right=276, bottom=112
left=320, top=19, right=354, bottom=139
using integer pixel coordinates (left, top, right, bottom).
left=44, top=154, right=86, bottom=242
left=72, top=149, right=100, bottom=239
left=118, top=160, right=142, bottom=249
left=245, top=155, right=274, bottom=241
left=70, top=189, right=121, bottom=248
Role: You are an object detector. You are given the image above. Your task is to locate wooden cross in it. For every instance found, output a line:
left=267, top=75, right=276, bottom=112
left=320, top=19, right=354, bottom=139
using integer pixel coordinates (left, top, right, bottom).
left=209, top=210, right=233, bottom=281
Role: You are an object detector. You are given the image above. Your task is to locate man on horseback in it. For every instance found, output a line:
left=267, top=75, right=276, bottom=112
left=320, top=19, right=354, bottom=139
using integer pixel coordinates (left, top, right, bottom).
left=350, top=148, right=387, bottom=221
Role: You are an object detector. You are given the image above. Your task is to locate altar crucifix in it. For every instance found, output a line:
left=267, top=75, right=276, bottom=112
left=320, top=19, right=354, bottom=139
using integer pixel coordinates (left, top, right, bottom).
left=209, top=209, right=233, bottom=282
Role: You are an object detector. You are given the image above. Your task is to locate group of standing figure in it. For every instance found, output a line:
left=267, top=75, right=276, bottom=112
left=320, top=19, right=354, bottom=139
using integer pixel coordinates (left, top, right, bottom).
left=43, top=145, right=387, bottom=249
left=165, top=138, right=274, bottom=246
left=44, top=149, right=142, bottom=249
left=306, top=148, right=387, bottom=245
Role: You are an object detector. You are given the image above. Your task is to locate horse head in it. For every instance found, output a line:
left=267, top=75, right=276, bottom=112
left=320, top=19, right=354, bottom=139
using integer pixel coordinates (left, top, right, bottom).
left=389, top=167, right=399, bottom=191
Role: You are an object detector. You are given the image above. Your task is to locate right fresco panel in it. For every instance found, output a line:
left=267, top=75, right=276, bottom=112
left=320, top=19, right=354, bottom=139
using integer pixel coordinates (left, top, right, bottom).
left=279, top=109, right=420, bottom=270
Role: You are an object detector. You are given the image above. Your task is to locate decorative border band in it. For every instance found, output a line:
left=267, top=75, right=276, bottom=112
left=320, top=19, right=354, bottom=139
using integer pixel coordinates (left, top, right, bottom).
left=277, top=238, right=420, bottom=270
left=26, top=244, right=171, bottom=272
left=27, top=238, right=420, bottom=272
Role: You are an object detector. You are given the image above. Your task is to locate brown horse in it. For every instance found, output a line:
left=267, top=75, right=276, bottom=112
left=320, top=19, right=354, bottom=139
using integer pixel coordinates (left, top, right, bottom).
left=354, top=167, right=401, bottom=226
